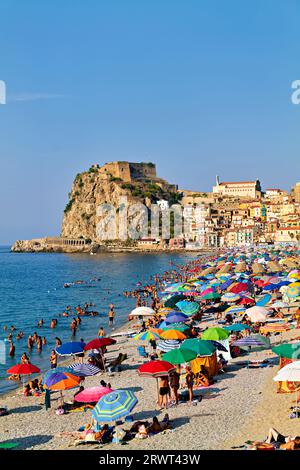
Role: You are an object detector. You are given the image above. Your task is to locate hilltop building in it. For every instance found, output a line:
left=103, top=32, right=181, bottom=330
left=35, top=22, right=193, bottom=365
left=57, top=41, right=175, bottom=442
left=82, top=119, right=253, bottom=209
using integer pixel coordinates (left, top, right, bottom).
left=213, top=176, right=261, bottom=199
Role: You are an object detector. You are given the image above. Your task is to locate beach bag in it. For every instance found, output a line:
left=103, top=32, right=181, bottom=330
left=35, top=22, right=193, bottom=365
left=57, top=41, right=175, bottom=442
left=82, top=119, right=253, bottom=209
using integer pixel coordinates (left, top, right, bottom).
left=56, top=408, right=65, bottom=415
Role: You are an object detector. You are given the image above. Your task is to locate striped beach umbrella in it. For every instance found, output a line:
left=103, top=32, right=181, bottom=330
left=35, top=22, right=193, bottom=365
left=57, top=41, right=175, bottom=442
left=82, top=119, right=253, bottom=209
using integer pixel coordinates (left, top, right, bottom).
left=133, top=331, right=161, bottom=341
left=225, top=305, right=246, bottom=315
left=221, top=292, right=241, bottom=302
left=68, top=363, right=101, bottom=376
left=156, top=339, right=180, bottom=352
left=92, top=390, right=138, bottom=423
left=232, top=337, right=266, bottom=349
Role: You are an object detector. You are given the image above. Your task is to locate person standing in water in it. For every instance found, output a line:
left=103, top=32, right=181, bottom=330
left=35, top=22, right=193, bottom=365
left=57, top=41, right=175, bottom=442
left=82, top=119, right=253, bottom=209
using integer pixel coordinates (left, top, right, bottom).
left=108, top=304, right=115, bottom=327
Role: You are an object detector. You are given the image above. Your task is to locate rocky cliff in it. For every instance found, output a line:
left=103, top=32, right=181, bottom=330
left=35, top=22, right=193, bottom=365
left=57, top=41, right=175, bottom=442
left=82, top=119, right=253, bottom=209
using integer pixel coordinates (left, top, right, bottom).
left=61, top=163, right=180, bottom=242
left=11, top=162, right=180, bottom=252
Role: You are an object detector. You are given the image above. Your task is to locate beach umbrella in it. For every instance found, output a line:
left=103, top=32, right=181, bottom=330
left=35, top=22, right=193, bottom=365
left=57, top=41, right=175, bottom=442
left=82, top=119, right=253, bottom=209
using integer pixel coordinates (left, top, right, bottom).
left=133, top=331, right=161, bottom=341
left=130, top=307, right=155, bottom=316
left=233, top=336, right=266, bottom=349
left=84, top=337, right=116, bottom=351
left=68, top=363, right=102, bottom=376
left=287, top=286, right=300, bottom=299
left=164, top=294, right=186, bottom=308
left=160, top=329, right=187, bottom=340
left=42, top=366, right=81, bottom=384
left=238, top=297, right=255, bottom=306
left=162, top=348, right=197, bottom=364
left=165, top=312, right=189, bottom=324
left=208, top=340, right=228, bottom=352
left=221, top=293, right=241, bottom=303
left=44, top=371, right=81, bottom=390
left=223, top=324, right=252, bottom=332
left=273, top=361, right=300, bottom=406
left=181, top=339, right=216, bottom=356
left=246, top=306, right=269, bottom=323
left=201, top=292, right=221, bottom=300
left=75, top=386, right=113, bottom=403
left=56, top=341, right=86, bottom=356
left=272, top=343, right=300, bottom=359
left=92, top=390, right=138, bottom=423
left=274, top=361, right=300, bottom=382
left=201, top=327, right=229, bottom=341
left=161, top=323, right=189, bottom=332
left=156, top=339, right=181, bottom=352
left=138, top=360, right=176, bottom=377
left=228, top=282, right=250, bottom=294
left=7, top=363, right=40, bottom=375
left=224, top=305, right=246, bottom=315
left=255, top=294, right=272, bottom=307
left=176, top=300, right=199, bottom=315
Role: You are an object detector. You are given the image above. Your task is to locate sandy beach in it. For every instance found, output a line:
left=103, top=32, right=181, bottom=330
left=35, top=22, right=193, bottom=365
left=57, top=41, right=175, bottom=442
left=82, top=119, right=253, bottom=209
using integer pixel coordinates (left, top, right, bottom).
left=1, top=320, right=299, bottom=451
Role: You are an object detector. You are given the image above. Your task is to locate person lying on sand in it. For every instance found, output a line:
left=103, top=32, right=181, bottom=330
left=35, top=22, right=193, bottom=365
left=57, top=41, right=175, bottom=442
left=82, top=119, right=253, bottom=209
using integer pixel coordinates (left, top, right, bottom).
left=251, top=428, right=300, bottom=450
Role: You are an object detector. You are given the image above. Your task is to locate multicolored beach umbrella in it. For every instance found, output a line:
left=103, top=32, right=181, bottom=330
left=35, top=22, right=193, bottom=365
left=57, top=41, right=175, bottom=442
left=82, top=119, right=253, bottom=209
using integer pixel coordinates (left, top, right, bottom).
left=133, top=331, right=161, bottom=341
left=92, top=390, right=138, bottom=423
left=42, top=366, right=81, bottom=384
left=44, top=372, right=81, bottom=390
left=221, top=292, right=241, bottom=302
left=232, top=336, right=266, bottom=349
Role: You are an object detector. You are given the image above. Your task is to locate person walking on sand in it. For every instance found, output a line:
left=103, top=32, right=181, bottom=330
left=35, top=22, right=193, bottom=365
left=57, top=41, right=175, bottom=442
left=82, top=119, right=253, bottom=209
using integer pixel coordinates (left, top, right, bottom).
left=186, top=366, right=195, bottom=404
left=108, top=304, right=115, bottom=327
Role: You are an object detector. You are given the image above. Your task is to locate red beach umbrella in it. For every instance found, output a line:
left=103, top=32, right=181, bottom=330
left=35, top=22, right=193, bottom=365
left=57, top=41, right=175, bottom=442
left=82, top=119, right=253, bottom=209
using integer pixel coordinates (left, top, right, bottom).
left=84, top=338, right=116, bottom=351
left=7, top=364, right=40, bottom=375
left=228, top=283, right=249, bottom=294
left=138, top=360, right=176, bottom=378
left=238, top=297, right=255, bottom=305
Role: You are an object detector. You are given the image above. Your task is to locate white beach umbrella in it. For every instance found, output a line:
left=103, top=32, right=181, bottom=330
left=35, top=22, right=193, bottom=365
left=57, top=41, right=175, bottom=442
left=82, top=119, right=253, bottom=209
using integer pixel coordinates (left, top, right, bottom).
left=273, top=361, right=300, bottom=382
left=130, top=307, right=155, bottom=317
left=246, top=306, right=269, bottom=323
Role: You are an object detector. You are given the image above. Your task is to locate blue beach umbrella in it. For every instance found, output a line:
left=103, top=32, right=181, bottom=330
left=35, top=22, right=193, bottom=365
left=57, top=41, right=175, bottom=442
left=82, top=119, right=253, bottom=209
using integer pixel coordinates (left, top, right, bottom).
left=165, top=312, right=189, bottom=324
left=56, top=341, right=86, bottom=356
left=92, top=390, right=138, bottom=423
left=223, top=324, right=252, bottom=332
left=176, top=300, right=200, bottom=315
left=256, top=294, right=272, bottom=306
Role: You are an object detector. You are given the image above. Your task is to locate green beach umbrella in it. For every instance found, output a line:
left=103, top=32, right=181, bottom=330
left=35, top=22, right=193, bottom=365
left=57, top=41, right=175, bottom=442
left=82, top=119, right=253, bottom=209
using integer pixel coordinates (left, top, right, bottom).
left=162, top=348, right=197, bottom=364
left=272, top=342, right=300, bottom=359
left=201, top=327, right=229, bottom=341
left=201, top=292, right=221, bottom=300
left=181, top=339, right=216, bottom=356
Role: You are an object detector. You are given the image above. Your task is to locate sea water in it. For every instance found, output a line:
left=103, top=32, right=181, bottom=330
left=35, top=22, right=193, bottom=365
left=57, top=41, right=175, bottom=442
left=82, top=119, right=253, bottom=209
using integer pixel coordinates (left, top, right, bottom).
left=0, top=246, right=195, bottom=394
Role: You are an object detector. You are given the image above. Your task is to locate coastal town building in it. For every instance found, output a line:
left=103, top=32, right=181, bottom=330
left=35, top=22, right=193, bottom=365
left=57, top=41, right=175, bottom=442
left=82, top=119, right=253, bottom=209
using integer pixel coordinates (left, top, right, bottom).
left=212, top=176, right=262, bottom=199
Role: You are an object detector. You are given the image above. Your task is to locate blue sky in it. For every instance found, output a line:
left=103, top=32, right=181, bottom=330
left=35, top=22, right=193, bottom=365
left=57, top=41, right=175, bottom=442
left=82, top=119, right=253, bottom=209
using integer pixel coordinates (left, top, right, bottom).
left=0, top=0, right=299, bottom=244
